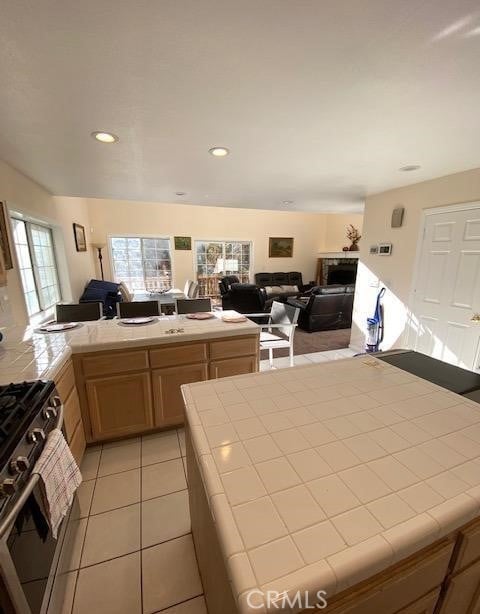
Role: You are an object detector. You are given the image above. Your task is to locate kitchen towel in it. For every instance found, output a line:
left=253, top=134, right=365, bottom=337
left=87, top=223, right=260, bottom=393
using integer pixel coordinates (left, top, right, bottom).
left=33, top=428, right=82, bottom=539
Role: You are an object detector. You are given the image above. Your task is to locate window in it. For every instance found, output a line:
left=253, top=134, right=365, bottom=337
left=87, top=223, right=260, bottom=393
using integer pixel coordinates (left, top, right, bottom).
left=11, top=218, right=61, bottom=316
left=110, top=236, right=173, bottom=293
left=195, top=240, right=252, bottom=297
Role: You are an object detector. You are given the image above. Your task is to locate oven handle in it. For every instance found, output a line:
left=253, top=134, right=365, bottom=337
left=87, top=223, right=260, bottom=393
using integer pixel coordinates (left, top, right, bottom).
left=0, top=403, right=64, bottom=540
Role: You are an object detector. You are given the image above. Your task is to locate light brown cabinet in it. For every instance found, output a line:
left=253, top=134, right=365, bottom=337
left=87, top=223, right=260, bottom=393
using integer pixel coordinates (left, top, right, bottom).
left=54, top=359, right=86, bottom=465
left=86, top=371, right=154, bottom=440
left=73, top=334, right=259, bottom=443
left=210, top=355, right=258, bottom=379
left=438, top=558, right=480, bottom=614
left=152, top=363, right=208, bottom=426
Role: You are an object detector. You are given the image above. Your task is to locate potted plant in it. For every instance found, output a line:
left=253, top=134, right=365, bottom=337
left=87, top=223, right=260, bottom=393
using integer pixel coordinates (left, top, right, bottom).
left=347, top=225, right=361, bottom=251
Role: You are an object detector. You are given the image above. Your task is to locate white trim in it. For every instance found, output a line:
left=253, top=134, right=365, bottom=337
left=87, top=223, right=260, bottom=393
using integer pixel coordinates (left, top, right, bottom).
left=406, top=200, right=480, bottom=349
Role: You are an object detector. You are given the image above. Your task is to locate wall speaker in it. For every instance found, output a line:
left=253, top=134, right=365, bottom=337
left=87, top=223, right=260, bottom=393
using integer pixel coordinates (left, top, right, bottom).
left=391, top=206, right=404, bottom=228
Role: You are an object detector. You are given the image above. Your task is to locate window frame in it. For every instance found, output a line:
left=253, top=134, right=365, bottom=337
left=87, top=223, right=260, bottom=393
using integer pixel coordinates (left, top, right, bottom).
left=194, top=239, right=253, bottom=297
left=11, top=216, right=62, bottom=316
left=108, top=234, right=174, bottom=293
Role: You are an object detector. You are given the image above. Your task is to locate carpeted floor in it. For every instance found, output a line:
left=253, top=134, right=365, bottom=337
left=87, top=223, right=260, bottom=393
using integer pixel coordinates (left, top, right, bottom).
left=260, top=327, right=352, bottom=359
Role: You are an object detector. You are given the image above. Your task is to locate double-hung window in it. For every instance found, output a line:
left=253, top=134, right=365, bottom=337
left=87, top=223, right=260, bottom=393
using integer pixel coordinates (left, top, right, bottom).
left=11, top=218, right=61, bottom=316
left=110, top=236, right=173, bottom=293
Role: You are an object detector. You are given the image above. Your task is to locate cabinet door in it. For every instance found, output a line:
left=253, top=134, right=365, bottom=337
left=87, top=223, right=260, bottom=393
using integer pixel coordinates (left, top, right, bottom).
left=153, top=363, right=208, bottom=426
left=86, top=372, right=153, bottom=440
left=439, top=558, right=480, bottom=614
left=63, top=388, right=82, bottom=441
left=396, top=589, right=440, bottom=614
left=209, top=356, right=257, bottom=379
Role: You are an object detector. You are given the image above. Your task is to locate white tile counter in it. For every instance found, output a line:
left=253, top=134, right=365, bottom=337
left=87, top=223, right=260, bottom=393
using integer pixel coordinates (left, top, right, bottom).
left=182, top=356, right=480, bottom=612
left=0, top=312, right=258, bottom=385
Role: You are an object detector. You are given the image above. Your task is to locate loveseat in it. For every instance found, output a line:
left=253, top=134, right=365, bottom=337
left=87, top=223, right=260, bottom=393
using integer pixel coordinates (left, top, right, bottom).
left=254, top=272, right=313, bottom=300
left=287, top=284, right=354, bottom=332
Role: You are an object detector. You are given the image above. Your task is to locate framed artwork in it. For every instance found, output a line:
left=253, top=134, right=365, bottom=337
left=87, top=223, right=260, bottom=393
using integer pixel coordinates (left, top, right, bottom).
left=0, top=202, right=13, bottom=269
left=174, top=236, right=192, bottom=250
left=269, top=237, right=294, bottom=258
left=73, top=223, right=87, bottom=252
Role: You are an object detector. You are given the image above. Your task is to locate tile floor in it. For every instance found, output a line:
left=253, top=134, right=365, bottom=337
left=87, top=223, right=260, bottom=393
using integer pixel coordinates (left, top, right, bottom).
left=61, top=428, right=207, bottom=614
left=59, top=348, right=355, bottom=613
left=259, top=347, right=357, bottom=371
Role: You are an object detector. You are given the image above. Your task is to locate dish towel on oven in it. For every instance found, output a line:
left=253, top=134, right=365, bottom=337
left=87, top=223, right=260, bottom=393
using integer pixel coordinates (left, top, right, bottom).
left=33, top=428, right=82, bottom=539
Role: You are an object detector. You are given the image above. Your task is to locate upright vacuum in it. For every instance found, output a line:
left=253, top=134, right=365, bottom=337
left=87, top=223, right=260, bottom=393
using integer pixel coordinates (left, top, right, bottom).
left=366, top=287, right=386, bottom=353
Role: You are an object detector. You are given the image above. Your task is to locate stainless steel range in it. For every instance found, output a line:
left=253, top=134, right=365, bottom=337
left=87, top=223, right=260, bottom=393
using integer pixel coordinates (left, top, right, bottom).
left=0, top=380, right=79, bottom=614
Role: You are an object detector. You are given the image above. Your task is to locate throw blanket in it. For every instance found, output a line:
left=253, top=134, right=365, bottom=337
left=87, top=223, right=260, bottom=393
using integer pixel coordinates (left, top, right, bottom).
left=33, top=429, right=82, bottom=539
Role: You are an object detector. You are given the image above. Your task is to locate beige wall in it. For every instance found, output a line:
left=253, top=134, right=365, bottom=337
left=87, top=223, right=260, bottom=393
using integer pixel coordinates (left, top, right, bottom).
left=0, top=161, right=95, bottom=326
left=82, top=197, right=363, bottom=289
left=350, top=167, right=480, bottom=352
left=324, top=214, right=364, bottom=252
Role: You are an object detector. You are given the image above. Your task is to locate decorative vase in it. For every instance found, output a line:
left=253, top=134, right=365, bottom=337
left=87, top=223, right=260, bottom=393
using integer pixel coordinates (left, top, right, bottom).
left=349, top=242, right=359, bottom=252
left=342, top=246, right=349, bottom=252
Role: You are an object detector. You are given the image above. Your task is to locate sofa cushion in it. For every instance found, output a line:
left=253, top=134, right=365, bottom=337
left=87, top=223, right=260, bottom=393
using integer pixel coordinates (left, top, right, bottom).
left=265, top=285, right=284, bottom=296
left=272, top=272, right=289, bottom=285
left=280, top=285, right=299, bottom=293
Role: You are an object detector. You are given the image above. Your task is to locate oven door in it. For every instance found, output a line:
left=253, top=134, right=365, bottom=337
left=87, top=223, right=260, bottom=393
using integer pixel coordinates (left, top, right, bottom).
left=0, top=407, right=81, bottom=614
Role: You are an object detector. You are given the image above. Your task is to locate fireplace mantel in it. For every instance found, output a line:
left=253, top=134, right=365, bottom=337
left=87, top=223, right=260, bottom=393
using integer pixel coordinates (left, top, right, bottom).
left=317, top=251, right=360, bottom=259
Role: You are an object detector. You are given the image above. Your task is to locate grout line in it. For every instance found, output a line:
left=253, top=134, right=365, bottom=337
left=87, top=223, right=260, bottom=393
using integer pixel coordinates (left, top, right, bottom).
left=152, top=592, right=205, bottom=613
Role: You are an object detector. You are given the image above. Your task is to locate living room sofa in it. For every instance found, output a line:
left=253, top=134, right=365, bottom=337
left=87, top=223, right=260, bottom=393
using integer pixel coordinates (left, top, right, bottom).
left=287, top=284, right=355, bottom=332
left=254, top=272, right=313, bottom=300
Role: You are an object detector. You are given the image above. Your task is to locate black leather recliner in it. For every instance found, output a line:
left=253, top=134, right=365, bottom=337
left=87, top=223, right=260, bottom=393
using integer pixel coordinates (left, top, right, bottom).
left=287, top=285, right=355, bottom=332
left=221, top=283, right=273, bottom=319
left=218, top=275, right=240, bottom=298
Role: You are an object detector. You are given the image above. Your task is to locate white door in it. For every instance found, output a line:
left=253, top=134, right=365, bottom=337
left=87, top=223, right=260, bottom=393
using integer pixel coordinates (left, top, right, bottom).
left=411, top=205, right=480, bottom=371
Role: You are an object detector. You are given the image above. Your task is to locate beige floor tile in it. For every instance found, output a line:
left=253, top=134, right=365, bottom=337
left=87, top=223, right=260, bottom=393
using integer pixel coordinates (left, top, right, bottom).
left=142, top=490, right=190, bottom=548
left=58, top=518, right=88, bottom=573
left=142, top=535, right=203, bottom=613
left=177, top=428, right=186, bottom=457
left=74, top=480, right=95, bottom=518
left=81, top=504, right=141, bottom=567
left=142, top=430, right=181, bottom=466
left=142, top=459, right=187, bottom=501
left=80, top=449, right=101, bottom=481
left=91, top=469, right=141, bottom=515
left=73, top=552, right=141, bottom=614
left=98, top=442, right=141, bottom=477
left=161, top=596, right=207, bottom=613
left=103, top=436, right=140, bottom=449
left=49, top=571, right=77, bottom=614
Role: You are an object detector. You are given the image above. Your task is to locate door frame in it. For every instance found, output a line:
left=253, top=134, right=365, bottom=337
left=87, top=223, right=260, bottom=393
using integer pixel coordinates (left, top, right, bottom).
left=406, top=200, right=480, bottom=350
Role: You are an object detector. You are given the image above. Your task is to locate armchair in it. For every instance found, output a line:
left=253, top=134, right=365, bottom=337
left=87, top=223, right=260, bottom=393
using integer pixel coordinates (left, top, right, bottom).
left=220, top=283, right=272, bottom=317
left=287, top=284, right=354, bottom=332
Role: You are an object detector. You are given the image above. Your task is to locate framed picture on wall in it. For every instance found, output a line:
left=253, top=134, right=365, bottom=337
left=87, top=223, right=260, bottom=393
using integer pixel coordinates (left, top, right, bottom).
left=269, top=237, right=294, bottom=258
left=174, top=236, right=192, bottom=250
left=73, top=223, right=87, bottom=252
left=0, top=202, right=13, bottom=269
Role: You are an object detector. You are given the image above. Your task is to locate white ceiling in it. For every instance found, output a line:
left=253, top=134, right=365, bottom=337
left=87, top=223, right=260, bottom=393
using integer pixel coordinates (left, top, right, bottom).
left=1, top=1, right=480, bottom=213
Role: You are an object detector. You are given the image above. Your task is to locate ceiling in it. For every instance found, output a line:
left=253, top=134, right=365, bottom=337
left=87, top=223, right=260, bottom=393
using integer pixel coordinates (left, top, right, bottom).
left=1, top=1, right=480, bottom=213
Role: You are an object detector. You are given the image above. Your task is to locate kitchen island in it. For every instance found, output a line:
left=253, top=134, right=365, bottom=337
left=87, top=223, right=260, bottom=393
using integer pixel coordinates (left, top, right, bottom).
left=182, top=355, right=480, bottom=613
left=0, top=312, right=259, bottom=449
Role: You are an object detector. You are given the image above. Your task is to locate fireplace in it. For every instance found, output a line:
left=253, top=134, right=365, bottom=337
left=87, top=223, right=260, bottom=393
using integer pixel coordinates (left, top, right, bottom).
left=315, top=253, right=359, bottom=286
left=327, top=263, right=357, bottom=285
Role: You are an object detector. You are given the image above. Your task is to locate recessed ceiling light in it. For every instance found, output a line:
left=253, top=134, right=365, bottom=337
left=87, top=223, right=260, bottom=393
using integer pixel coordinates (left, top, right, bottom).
left=282, top=200, right=294, bottom=205
left=175, top=191, right=186, bottom=196
left=209, top=146, right=229, bottom=157
left=399, top=164, right=421, bottom=172
left=91, top=131, right=119, bottom=143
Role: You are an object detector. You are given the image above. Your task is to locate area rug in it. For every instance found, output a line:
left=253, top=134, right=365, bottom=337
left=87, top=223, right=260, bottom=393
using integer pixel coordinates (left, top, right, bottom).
left=260, top=328, right=352, bottom=359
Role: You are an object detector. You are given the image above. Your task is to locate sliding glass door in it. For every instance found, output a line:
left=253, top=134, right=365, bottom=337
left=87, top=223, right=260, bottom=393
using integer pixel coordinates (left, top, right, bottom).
left=195, top=240, right=252, bottom=297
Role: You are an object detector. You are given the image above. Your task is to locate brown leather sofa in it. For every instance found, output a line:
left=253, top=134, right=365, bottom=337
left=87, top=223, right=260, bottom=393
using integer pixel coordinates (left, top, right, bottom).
left=287, top=284, right=355, bottom=332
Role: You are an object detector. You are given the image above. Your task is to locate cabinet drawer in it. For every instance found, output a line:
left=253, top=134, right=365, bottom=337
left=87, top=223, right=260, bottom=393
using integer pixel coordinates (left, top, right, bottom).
left=55, top=360, right=75, bottom=402
left=327, top=542, right=453, bottom=614
left=209, top=336, right=257, bottom=360
left=210, top=356, right=257, bottom=379
left=150, top=343, right=207, bottom=368
left=69, top=421, right=86, bottom=467
left=453, top=517, right=480, bottom=572
left=82, top=350, right=149, bottom=377
left=438, top=558, right=480, bottom=614
left=63, top=388, right=82, bottom=441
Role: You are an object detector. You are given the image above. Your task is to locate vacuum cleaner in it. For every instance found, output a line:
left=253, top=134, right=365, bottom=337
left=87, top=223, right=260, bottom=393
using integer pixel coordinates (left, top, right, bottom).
left=366, top=287, right=386, bottom=353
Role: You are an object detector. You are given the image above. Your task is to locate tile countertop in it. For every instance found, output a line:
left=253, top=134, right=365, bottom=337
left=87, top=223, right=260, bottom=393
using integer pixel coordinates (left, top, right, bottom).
left=182, top=356, right=480, bottom=613
left=0, top=311, right=258, bottom=385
